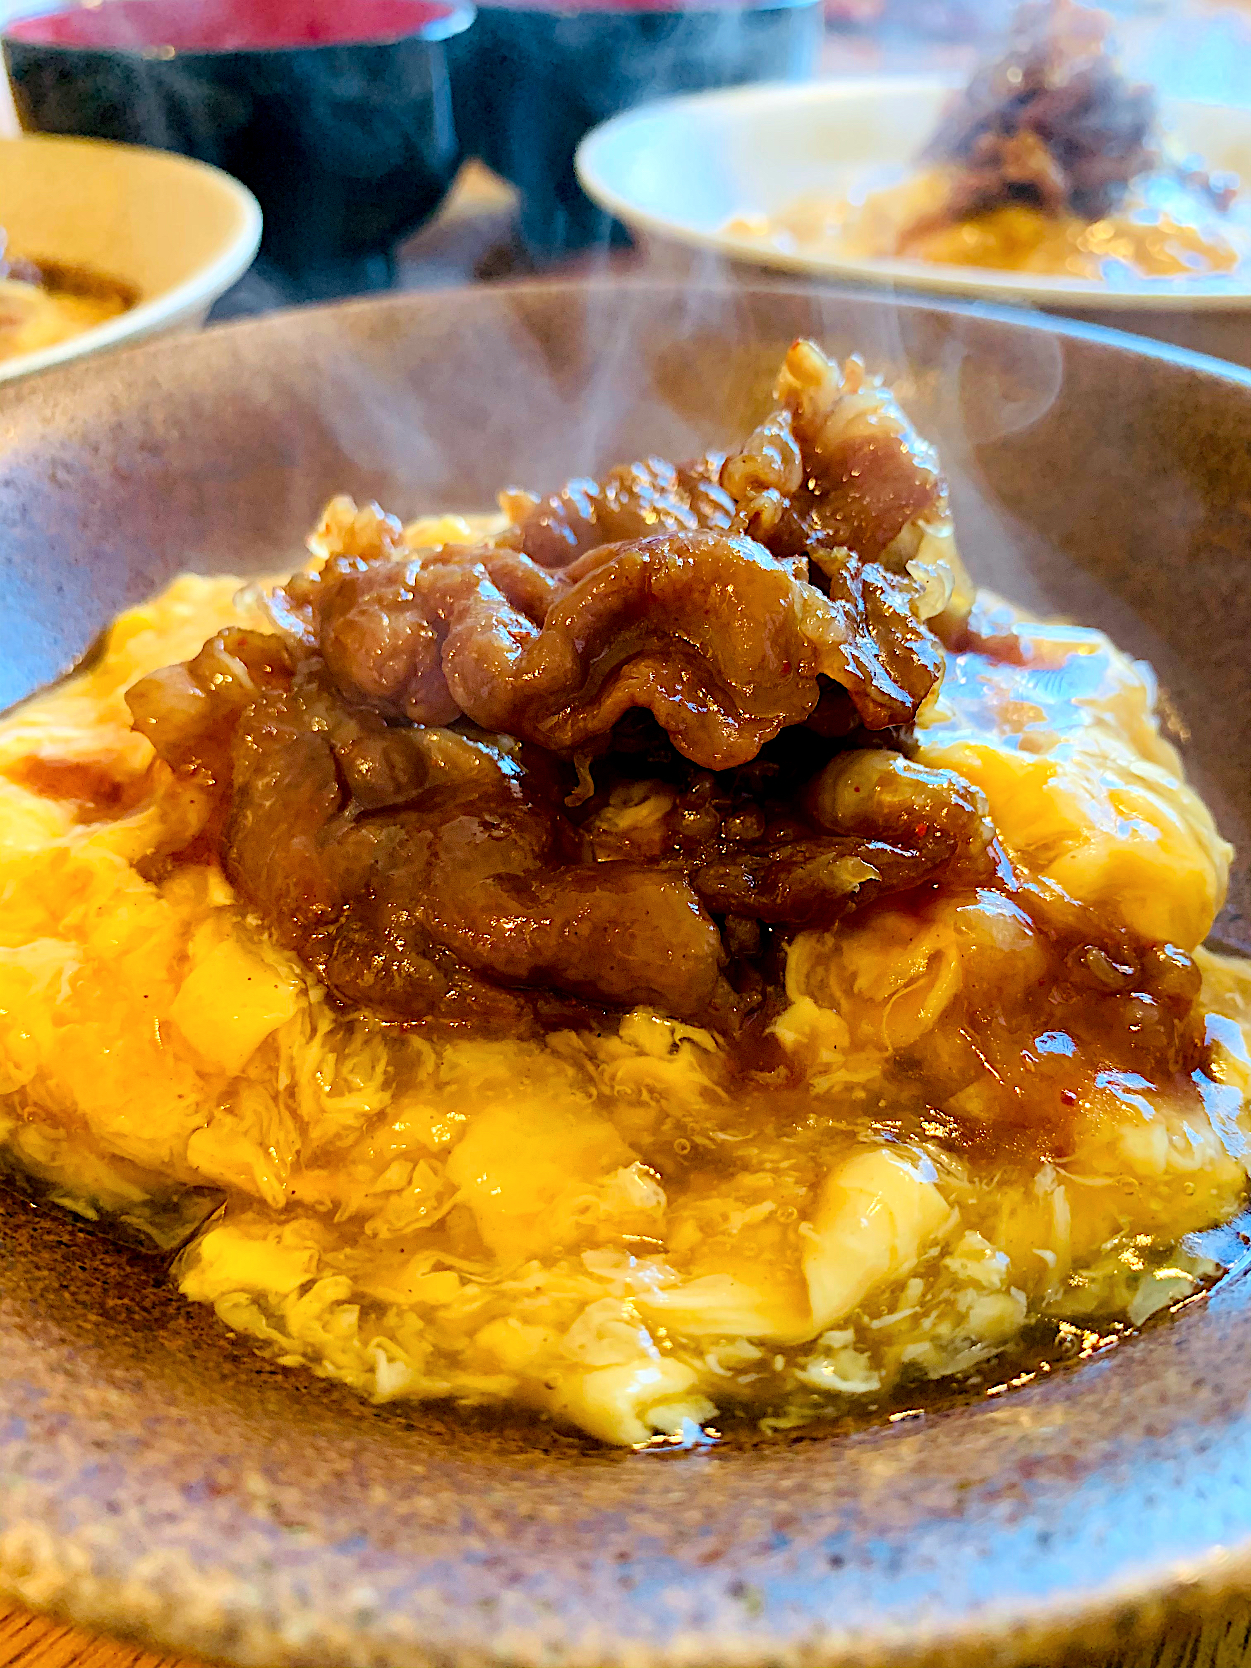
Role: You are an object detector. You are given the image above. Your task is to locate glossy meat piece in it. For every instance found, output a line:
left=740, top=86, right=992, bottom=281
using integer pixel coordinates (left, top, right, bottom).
left=922, top=0, right=1156, bottom=220
left=776, top=345, right=975, bottom=652
left=450, top=530, right=847, bottom=765
left=701, top=748, right=999, bottom=924
left=720, top=341, right=974, bottom=718
left=276, top=552, right=515, bottom=727
left=579, top=746, right=1001, bottom=931
left=280, top=527, right=933, bottom=769
left=694, top=836, right=965, bottom=926
left=265, top=342, right=969, bottom=753
left=807, top=549, right=945, bottom=731
left=126, top=627, right=294, bottom=785
left=270, top=539, right=566, bottom=723
left=725, top=340, right=950, bottom=571
left=505, top=455, right=736, bottom=569
left=691, top=746, right=998, bottom=924
left=224, top=666, right=727, bottom=1024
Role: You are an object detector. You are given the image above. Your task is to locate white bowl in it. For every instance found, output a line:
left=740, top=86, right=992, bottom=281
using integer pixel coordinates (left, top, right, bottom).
left=577, top=77, right=1251, bottom=348
left=0, top=132, right=261, bottom=383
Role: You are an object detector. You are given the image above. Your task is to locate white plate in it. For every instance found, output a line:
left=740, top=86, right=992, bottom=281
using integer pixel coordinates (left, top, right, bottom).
left=577, top=76, right=1251, bottom=311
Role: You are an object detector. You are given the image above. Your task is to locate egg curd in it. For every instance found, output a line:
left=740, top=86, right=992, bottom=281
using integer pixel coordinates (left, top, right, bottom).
left=0, top=269, right=130, bottom=365
left=1, top=520, right=1249, bottom=1447
left=726, top=170, right=1249, bottom=285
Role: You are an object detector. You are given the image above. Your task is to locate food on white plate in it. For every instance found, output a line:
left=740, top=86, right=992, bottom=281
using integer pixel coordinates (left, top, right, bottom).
left=728, top=0, right=1249, bottom=282
left=1, top=339, right=1248, bottom=1447
left=0, top=230, right=132, bottom=361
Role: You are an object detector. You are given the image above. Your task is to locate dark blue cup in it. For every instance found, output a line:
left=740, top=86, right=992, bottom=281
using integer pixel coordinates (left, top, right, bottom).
left=4, top=0, right=477, bottom=301
left=449, top=0, right=823, bottom=260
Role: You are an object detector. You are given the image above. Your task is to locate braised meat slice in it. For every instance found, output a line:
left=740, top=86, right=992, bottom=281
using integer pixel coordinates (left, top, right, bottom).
left=273, top=525, right=941, bottom=768
left=721, top=339, right=975, bottom=681
left=723, top=342, right=945, bottom=567
left=504, top=454, right=736, bottom=569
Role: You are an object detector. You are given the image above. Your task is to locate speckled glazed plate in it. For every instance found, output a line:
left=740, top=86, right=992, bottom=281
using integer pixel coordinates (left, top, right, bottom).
left=1, top=282, right=1250, bottom=1668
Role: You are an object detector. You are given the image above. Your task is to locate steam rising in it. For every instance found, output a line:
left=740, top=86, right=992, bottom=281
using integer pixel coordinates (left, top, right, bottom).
left=0, top=0, right=1226, bottom=839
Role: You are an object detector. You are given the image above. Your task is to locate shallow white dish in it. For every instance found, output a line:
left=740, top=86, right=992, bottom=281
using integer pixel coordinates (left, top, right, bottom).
left=0, top=133, right=261, bottom=383
left=577, top=76, right=1251, bottom=312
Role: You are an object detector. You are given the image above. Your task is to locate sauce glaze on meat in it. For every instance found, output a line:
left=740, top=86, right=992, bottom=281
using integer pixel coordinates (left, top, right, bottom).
left=126, top=343, right=972, bottom=1027
left=126, top=339, right=1207, bottom=1104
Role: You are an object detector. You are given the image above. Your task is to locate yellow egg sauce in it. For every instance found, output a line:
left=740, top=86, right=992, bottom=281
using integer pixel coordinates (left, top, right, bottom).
left=727, top=168, right=1248, bottom=282
left=0, top=263, right=131, bottom=363
left=1, top=527, right=1249, bottom=1447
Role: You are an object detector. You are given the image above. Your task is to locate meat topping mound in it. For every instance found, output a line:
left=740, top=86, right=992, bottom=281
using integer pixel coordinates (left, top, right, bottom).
left=127, top=622, right=1208, bottom=1073
left=128, top=340, right=1132, bottom=1033
left=270, top=341, right=970, bottom=761
left=922, top=0, right=1157, bottom=222
left=129, top=630, right=1002, bottom=1026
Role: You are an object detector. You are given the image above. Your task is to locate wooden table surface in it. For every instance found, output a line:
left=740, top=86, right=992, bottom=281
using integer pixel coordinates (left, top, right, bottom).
left=5, top=1594, right=1251, bottom=1668
left=0, top=1601, right=198, bottom=1668
left=0, top=1605, right=199, bottom=1668
left=4, top=6, right=1251, bottom=1665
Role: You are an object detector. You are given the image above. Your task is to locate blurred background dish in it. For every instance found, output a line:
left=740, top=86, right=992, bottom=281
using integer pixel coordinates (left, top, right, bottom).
left=3, top=0, right=475, bottom=303
left=450, top=0, right=823, bottom=260
left=0, top=131, right=258, bottom=381
left=576, top=76, right=1251, bottom=365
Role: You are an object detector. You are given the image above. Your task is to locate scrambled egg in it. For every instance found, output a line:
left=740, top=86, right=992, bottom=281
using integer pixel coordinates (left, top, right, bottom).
left=0, top=275, right=128, bottom=364
left=727, top=171, right=1248, bottom=283
left=1, top=559, right=1248, bottom=1446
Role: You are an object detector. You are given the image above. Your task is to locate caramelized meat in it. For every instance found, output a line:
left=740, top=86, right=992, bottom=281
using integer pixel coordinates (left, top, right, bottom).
left=126, top=627, right=295, bottom=786
left=221, top=658, right=728, bottom=1024
left=724, top=342, right=944, bottom=567
left=276, top=527, right=933, bottom=769
left=579, top=742, right=1001, bottom=926
left=922, top=0, right=1156, bottom=221
left=269, top=341, right=973, bottom=760
left=721, top=340, right=974, bottom=713
left=504, top=455, right=736, bottom=568
left=128, top=627, right=1203, bottom=1082
left=123, top=338, right=1197, bottom=1064
left=128, top=664, right=998, bottom=1027
left=119, top=341, right=999, bottom=1027
left=692, top=746, right=997, bottom=925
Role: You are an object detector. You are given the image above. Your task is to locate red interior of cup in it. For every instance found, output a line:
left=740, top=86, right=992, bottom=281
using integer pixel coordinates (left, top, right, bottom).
left=3, top=0, right=800, bottom=39
left=5, top=0, right=464, bottom=51
left=471, top=0, right=799, bottom=9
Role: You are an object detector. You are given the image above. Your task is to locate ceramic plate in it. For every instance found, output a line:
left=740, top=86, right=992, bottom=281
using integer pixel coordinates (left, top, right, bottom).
left=0, top=282, right=1249, bottom=1668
